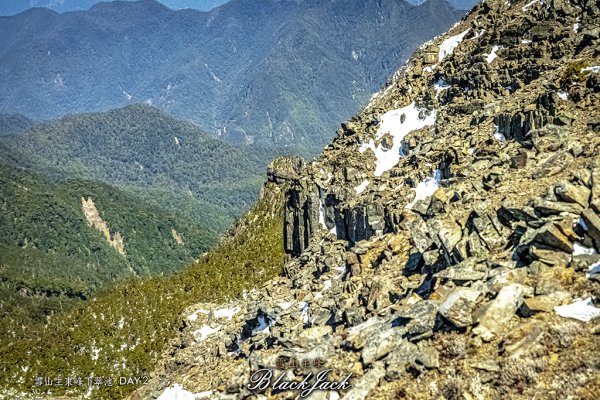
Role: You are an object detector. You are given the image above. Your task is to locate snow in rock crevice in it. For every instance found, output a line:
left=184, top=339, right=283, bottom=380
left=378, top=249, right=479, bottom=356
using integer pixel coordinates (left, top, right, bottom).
left=355, top=179, right=369, bottom=194
left=582, top=66, right=600, bottom=73
left=193, top=325, right=220, bottom=342
left=554, top=298, right=600, bottom=322
left=438, top=29, right=470, bottom=63
left=586, top=261, right=600, bottom=280
left=252, top=315, right=272, bottom=334
left=522, top=0, right=542, bottom=11
left=557, top=91, right=568, bottom=101
left=405, top=170, right=442, bottom=209
left=573, top=242, right=596, bottom=256
left=213, top=306, right=240, bottom=320
left=485, top=45, right=502, bottom=64
left=359, top=102, right=437, bottom=177
left=493, top=125, right=506, bottom=142
left=434, top=79, right=450, bottom=94
left=186, top=309, right=209, bottom=321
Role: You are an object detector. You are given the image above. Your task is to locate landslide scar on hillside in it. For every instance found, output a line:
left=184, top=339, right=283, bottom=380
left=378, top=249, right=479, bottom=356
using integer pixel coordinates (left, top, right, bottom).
left=81, top=196, right=126, bottom=255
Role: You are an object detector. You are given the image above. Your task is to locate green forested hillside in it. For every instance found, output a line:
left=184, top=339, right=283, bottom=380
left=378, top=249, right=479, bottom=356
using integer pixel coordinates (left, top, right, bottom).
left=0, top=161, right=216, bottom=337
left=0, top=181, right=286, bottom=399
left=0, top=104, right=275, bottom=233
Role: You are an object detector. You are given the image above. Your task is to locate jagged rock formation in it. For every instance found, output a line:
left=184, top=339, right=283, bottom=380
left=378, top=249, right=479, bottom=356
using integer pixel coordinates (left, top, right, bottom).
left=131, top=0, right=600, bottom=399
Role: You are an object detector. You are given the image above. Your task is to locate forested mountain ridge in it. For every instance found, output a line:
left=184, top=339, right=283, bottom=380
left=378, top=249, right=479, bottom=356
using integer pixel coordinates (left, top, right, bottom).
left=0, top=104, right=274, bottom=233
left=0, top=159, right=217, bottom=353
left=0, top=0, right=229, bottom=15
left=0, top=0, right=465, bottom=153
left=0, top=157, right=290, bottom=400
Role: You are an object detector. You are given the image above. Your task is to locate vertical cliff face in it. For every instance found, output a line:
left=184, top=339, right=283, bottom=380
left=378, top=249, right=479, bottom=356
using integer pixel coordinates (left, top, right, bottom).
left=132, top=1, right=600, bottom=399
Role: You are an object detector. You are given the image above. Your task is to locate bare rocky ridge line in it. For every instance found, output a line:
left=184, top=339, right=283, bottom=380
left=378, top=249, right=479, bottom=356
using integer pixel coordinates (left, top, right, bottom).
left=131, top=0, right=599, bottom=399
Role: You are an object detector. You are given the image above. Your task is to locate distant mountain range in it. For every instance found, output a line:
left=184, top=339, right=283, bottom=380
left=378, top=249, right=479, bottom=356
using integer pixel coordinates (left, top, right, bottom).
left=0, top=0, right=478, bottom=16
left=0, top=0, right=229, bottom=15
left=0, top=0, right=465, bottom=153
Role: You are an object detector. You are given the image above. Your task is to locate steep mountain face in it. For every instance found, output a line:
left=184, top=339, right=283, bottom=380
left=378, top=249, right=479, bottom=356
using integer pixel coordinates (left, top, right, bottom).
left=0, top=0, right=465, bottom=153
left=125, top=0, right=600, bottom=399
left=0, top=104, right=272, bottom=232
left=0, top=0, right=228, bottom=16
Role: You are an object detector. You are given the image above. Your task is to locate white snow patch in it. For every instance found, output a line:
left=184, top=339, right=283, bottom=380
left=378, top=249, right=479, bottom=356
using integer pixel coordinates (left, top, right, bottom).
left=318, top=187, right=329, bottom=230
left=122, top=90, right=133, bottom=100
left=471, top=29, right=485, bottom=39
left=405, top=170, right=442, bottom=209
left=484, top=45, right=502, bottom=64
left=351, top=50, right=359, bottom=61
left=434, top=79, right=450, bottom=94
left=193, top=325, right=220, bottom=342
left=157, top=384, right=212, bottom=400
left=334, top=264, right=347, bottom=279
left=573, top=242, right=597, bottom=256
left=582, top=66, right=600, bottom=74
left=252, top=315, right=271, bottom=334
left=586, top=261, right=600, bottom=280
left=299, top=302, right=309, bottom=324
left=279, top=302, right=294, bottom=310
left=117, top=317, right=124, bottom=329
left=573, top=22, right=580, bottom=32
left=554, top=298, right=600, bottom=322
left=557, top=91, right=568, bottom=101
left=522, top=0, right=541, bottom=11
left=493, top=125, right=506, bottom=142
left=355, top=179, right=369, bottom=194
left=438, top=29, right=470, bottom=63
left=319, top=202, right=327, bottom=229
left=359, top=103, right=437, bottom=176
left=521, top=39, right=532, bottom=44
left=213, top=306, right=240, bottom=320
left=186, top=309, right=209, bottom=322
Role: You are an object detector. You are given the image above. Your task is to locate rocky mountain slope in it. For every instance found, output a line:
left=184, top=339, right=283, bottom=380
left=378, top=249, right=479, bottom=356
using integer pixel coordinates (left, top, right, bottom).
left=0, top=0, right=464, bottom=152
left=129, top=0, right=600, bottom=399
